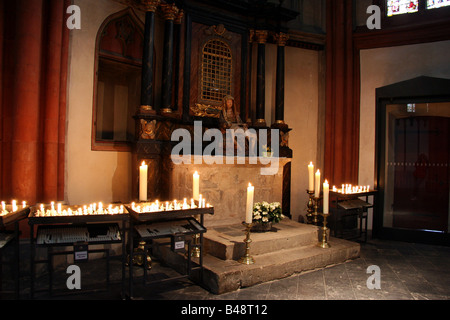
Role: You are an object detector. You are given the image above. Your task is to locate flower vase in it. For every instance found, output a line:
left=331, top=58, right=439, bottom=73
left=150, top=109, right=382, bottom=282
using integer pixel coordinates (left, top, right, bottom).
left=251, top=222, right=273, bottom=232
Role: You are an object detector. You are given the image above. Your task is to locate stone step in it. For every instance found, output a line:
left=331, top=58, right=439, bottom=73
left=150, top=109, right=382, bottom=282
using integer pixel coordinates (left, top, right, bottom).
left=204, top=219, right=319, bottom=260
left=150, top=221, right=360, bottom=294
left=199, top=237, right=360, bottom=294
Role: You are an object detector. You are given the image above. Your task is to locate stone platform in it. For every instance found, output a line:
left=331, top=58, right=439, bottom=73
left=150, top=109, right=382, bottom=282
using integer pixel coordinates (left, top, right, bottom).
left=151, top=219, right=360, bottom=294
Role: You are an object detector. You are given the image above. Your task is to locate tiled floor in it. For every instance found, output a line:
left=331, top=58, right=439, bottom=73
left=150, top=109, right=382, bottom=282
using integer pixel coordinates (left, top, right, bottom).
left=2, top=236, right=450, bottom=300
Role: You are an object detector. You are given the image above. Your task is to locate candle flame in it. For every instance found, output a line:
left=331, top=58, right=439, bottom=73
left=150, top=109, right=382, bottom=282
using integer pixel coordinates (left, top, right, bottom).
left=141, top=161, right=146, bottom=166
left=248, top=182, right=252, bottom=187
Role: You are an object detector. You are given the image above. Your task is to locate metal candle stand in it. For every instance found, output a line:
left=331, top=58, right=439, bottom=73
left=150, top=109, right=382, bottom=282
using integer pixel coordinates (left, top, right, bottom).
left=306, top=190, right=314, bottom=224
left=305, top=191, right=330, bottom=248
left=238, top=222, right=255, bottom=265
left=318, top=212, right=330, bottom=248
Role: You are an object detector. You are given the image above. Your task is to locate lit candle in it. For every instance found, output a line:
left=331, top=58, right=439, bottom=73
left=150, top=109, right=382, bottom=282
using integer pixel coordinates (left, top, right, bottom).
left=246, top=183, right=254, bottom=224
left=323, top=180, right=329, bottom=214
left=12, top=200, right=18, bottom=212
left=22, top=201, right=26, bottom=208
left=1, top=201, right=5, bottom=212
left=139, top=161, right=148, bottom=201
left=315, top=170, right=321, bottom=198
left=308, top=162, right=314, bottom=192
left=193, top=171, right=200, bottom=201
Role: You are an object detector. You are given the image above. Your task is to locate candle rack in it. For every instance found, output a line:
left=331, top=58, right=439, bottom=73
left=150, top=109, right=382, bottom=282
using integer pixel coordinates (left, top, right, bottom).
left=125, top=200, right=214, bottom=222
left=28, top=203, right=129, bottom=299
left=125, top=200, right=214, bottom=299
left=0, top=204, right=30, bottom=228
left=28, top=203, right=128, bottom=224
left=238, top=222, right=255, bottom=265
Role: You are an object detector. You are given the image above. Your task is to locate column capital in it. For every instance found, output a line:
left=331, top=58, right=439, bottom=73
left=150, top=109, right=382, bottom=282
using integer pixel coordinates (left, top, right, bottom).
left=160, top=3, right=179, bottom=20
left=174, top=9, right=184, bottom=24
left=273, top=32, right=289, bottom=46
left=141, top=0, right=160, bottom=12
left=254, top=30, right=268, bottom=44
left=248, top=29, right=255, bottom=43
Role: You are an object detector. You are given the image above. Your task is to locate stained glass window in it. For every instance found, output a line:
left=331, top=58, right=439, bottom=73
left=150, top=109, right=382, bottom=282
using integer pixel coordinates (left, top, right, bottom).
left=427, top=0, right=450, bottom=9
left=387, top=0, right=419, bottom=16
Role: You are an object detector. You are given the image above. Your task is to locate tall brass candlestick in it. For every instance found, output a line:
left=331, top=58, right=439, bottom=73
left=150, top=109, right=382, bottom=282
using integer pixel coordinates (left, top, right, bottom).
left=318, top=212, right=330, bottom=248
left=306, top=190, right=314, bottom=224
left=238, top=222, right=255, bottom=265
left=313, top=197, right=320, bottom=226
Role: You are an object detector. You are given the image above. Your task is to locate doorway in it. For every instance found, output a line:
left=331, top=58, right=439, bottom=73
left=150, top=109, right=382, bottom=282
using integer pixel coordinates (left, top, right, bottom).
left=374, top=76, right=450, bottom=245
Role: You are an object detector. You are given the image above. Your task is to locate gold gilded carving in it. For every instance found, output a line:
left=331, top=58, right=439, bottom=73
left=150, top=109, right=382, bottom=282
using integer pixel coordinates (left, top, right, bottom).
left=280, top=131, right=289, bottom=147
left=141, top=0, right=160, bottom=12
left=140, top=119, right=156, bottom=140
left=249, top=29, right=255, bottom=43
left=174, top=9, right=184, bottom=24
left=190, top=103, right=222, bottom=118
left=273, top=32, right=289, bottom=46
left=254, top=30, right=268, bottom=44
left=205, top=24, right=232, bottom=40
left=160, top=3, right=179, bottom=20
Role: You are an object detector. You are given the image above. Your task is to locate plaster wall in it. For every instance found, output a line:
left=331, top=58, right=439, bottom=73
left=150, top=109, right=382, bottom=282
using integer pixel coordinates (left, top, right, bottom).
left=66, top=0, right=135, bottom=205
left=65, top=0, right=322, bottom=224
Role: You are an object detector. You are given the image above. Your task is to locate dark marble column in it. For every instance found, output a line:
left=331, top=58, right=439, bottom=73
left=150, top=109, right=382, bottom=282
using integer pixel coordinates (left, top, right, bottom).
left=273, top=32, right=289, bottom=129
left=140, top=0, right=160, bottom=113
left=160, top=3, right=179, bottom=114
left=254, top=30, right=268, bottom=127
left=173, top=9, right=184, bottom=113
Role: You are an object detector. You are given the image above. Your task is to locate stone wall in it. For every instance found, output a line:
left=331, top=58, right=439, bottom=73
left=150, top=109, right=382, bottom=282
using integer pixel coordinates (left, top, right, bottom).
left=168, top=156, right=291, bottom=227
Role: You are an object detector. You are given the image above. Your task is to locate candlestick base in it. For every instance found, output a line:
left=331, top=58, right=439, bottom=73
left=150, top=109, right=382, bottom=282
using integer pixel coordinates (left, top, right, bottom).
left=238, top=222, right=255, bottom=265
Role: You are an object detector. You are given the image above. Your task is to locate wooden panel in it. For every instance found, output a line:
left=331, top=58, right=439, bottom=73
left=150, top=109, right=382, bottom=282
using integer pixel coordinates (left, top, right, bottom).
left=190, top=22, right=242, bottom=117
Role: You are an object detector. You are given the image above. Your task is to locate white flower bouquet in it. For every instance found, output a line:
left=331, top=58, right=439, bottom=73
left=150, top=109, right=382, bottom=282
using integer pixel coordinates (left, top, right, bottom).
left=252, top=201, right=284, bottom=225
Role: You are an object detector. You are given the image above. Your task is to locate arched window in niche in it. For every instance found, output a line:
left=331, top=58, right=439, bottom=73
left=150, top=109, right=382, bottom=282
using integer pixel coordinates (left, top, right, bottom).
left=200, top=38, right=233, bottom=103
left=93, top=9, right=144, bottom=151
